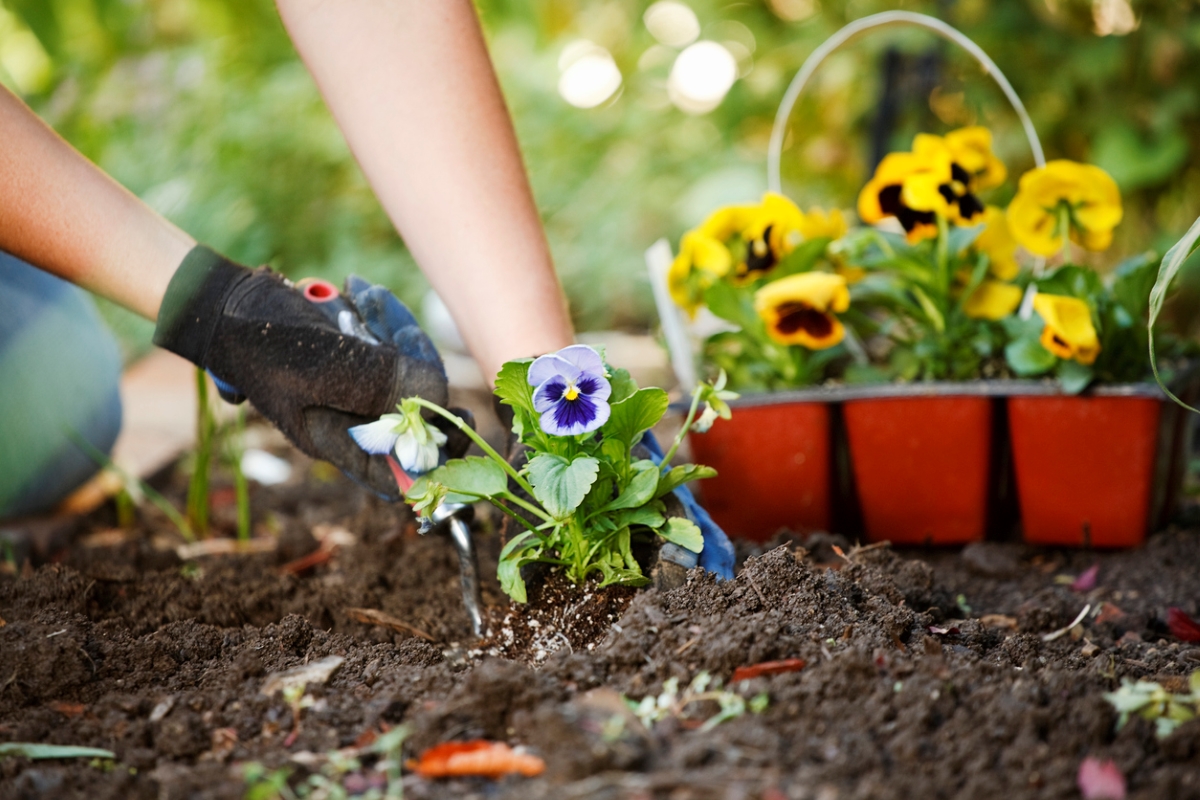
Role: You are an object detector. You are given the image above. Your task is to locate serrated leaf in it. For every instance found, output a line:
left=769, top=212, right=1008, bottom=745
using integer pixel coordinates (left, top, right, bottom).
left=424, top=456, right=508, bottom=503
left=1005, top=337, right=1057, bottom=377
left=606, top=460, right=660, bottom=511
left=0, top=743, right=116, bottom=760
left=604, top=388, right=669, bottom=449
left=658, top=517, right=704, bottom=553
left=607, top=367, right=638, bottom=405
left=494, top=359, right=536, bottom=416
left=527, top=454, right=600, bottom=519
left=655, top=464, right=718, bottom=498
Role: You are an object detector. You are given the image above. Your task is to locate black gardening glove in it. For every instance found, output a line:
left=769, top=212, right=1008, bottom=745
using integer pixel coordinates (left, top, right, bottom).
left=153, top=245, right=470, bottom=501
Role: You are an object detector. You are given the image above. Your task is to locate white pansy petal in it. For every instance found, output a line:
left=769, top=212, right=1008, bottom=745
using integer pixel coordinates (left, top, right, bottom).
left=413, top=441, right=441, bottom=473
left=427, top=423, right=448, bottom=447
left=349, top=419, right=402, bottom=455
left=528, top=354, right=583, bottom=387
left=554, top=344, right=606, bottom=375
left=393, top=433, right=423, bottom=473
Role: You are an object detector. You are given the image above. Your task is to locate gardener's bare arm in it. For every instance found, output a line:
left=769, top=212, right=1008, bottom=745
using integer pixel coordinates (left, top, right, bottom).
left=0, top=85, right=194, bottom=321
left=276, top=0, right=574, bottom=382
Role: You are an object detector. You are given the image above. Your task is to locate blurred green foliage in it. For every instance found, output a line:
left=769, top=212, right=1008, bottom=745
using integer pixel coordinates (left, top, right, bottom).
left=3, top=0, right=1199, bottom=358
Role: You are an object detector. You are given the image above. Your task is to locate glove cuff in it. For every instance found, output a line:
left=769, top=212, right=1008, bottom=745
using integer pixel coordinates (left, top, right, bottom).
left=153, top=245, right=251, bottom=365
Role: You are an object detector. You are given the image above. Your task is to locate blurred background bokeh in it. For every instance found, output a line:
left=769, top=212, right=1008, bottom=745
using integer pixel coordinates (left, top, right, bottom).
left=3, top=0, right=1199, bottom=361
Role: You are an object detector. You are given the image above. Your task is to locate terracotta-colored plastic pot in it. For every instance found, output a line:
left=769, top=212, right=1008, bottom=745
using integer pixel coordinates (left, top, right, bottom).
left=1008, top=396, right=1161, bottom=547
left=843, top=396, right=992, bottom=545
left=688, top=400, right=831, bottom=542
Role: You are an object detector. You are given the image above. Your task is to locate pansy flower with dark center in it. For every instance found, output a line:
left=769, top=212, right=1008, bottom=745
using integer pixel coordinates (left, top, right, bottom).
left=754, top=272, right=850, bottom=349
left=859, top=128, right=1003, bottom=241
left=1032, top=293, right=1100, bottom=365
left=527, top=345, right=612, bottom=436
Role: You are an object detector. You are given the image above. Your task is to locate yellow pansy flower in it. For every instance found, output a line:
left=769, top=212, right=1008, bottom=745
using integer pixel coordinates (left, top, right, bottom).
left=858, top=151, right=946, bottom=243
left=909, top=133, right=986, bottom=226
left=754, top=272, right=850, bottom=349
left=974, top=205, right=1019, bottom=280
left=1006, top=160, right=1123, bottom=257
left=732, top=192, right=807, bottom=282
left=944, top=126, right=1007, bottom=191
left=1032, top=293, right=1101, bottom=365
left=963, top=279, right=1023, bottom=320
left=796, top=206, right=849, bottom=241
left=668, top=231, right=731, bottom=315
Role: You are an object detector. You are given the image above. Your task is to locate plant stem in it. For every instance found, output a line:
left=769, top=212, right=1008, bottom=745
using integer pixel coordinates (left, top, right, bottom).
left=498, top=491, right=555, bottom=524
left=411, top=398, right=540, bottom=499
left=1059, top=203, right=1071, bottom=263
left=231, top=408, right=251, bottom=542
left=186, top=368, right=214, bottom=537
left=661, top=385, right=705, bottom=467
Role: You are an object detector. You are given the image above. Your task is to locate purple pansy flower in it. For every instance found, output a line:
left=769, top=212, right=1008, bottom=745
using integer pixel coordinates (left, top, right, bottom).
left=528, top=345, right=612, bottom=436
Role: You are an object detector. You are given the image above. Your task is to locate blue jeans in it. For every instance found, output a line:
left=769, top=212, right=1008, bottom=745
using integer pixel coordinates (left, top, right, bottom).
left=0, top=252, right=123, bottom=519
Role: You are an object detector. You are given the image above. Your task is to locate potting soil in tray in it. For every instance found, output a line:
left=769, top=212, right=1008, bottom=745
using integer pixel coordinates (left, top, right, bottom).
left=2, top=440, right=1200, bottom=799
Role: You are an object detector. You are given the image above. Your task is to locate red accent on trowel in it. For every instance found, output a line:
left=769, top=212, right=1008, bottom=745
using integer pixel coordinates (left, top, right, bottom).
left=301, top=279, right=338, bottom=303
left=387, top=456, right=414, bottom=493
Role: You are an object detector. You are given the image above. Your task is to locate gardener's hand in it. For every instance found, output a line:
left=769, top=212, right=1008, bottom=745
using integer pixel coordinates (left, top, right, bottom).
left=153, top=245, right=469, bottom=500
left=636, top=431, right=736, bottom=586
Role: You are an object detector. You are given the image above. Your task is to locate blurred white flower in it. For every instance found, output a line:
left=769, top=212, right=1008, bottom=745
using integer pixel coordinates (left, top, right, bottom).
left=349, top=402, right=447, bottom=474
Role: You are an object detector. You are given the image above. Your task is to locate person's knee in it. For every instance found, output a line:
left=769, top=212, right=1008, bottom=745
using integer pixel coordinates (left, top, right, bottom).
left=0, top=252, right=123, bottom=519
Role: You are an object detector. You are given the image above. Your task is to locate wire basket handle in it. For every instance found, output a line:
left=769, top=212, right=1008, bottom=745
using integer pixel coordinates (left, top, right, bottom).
left=767, top=11, right=1045, bottom=195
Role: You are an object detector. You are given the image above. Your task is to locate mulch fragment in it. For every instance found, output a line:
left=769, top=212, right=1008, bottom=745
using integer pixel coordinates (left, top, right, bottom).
left=731, top=658, right=806, bottom=682
left=344, top=608, right=435, bottom=641
left=1167, top=607, right=1200, bottom=642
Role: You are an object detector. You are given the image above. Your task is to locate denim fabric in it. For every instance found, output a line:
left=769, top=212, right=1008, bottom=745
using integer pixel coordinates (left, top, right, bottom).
left=0, top=252, right=122, bottom=519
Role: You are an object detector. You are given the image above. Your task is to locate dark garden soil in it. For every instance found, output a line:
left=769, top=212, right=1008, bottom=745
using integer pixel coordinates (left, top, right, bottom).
left=3, top=428, right=1200, bottom=799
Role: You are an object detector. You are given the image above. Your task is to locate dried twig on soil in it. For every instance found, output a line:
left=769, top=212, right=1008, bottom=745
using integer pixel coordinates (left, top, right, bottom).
left=1042, top=604, right=1091, bottom=642
left=176, top=538, right=275, bottom=560
left=344, top=608, right=435, bottom=641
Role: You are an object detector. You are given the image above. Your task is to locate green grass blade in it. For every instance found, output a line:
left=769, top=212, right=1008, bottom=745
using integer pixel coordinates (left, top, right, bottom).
left=1148, top=214, right=1200, bottom=412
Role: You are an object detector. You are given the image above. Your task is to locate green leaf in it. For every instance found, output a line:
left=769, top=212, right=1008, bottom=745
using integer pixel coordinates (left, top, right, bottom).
left=423, top=456, right=508, bottom=503
left=1150, top=212, right=1200, bottom=412
left=0, top=743, right=116, bottom=760
left=770, top=237, right=829, bottom=280
left=947, top=223, right=984, bottom=254
left=607, top=367, right=638, bottom=405
left=1110, top=252, right=1159, bottom=320
left=527, top=454, right=600, bottom=519
left=911, top=286, right=945, bottom=333
left=404, top=475, right=447, bottom=518
left=494, top=359, right=536, bottom=416
left=1005, top=337, right=1057, bottom=377
left=658, top=517, right=704, bottom=553
left=655, top=464, right=717, bottom=498
left=612, top=504, right=666, bottom=530
left=1057, top=360, right=1095, bottom=394
left=703, top=280, right=756, bottom=329
left=604, top=388, right=669, bottom=449
left=604, top=460, right=660, bottom=511
left=497, top=531, right=540, bottom=603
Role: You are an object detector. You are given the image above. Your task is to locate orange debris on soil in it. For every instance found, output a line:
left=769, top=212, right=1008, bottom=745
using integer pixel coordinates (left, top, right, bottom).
left=407, top=740, right=546, bottom=780
left=731, top=658, right=806, bottom=682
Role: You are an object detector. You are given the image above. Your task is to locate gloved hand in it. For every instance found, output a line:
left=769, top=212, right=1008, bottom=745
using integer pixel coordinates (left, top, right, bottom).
left=153, top=245, right=469, bottom=500
left=637, top=431, right=736, bottom=582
